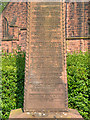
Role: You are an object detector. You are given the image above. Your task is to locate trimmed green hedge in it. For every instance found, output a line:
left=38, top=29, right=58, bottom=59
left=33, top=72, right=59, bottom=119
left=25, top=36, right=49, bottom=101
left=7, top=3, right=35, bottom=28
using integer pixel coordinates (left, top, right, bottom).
left=67, top=52, right=89, bottom=120
left=1, top=51, right=89, bottom=119
left=2, top=51, right=25, bottom=119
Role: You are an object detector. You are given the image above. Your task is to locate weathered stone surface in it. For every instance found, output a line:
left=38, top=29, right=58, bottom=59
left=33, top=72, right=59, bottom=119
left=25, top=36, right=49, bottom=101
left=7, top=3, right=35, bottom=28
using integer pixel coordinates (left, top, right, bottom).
left=9, top=108, right=22, bottom=118
left=24, top=2, right=67, bottom=112
left=9, top=108, right=83, bottom=119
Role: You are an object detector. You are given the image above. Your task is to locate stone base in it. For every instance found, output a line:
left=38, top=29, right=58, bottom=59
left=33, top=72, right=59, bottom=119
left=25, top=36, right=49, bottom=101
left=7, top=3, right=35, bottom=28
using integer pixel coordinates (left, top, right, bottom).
left=9, top=108, right=83, bottom=119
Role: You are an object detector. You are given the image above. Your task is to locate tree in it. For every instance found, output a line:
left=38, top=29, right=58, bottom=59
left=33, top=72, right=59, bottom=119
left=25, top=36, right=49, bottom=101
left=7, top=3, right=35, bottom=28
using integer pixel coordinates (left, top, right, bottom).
left=0, top=2, right=8, bottom=14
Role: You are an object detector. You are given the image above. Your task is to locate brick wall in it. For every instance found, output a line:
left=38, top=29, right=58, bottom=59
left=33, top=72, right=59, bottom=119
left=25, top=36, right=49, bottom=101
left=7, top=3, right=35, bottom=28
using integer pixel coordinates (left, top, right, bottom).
left=1, top=2, right=27, bottom=52
left=66, top=2, right=89, bottom=37
left=1, top=2, right=90, bottom=53
left=66, top=2, right=90, bottom=53
left=66, top=39, right=89, bottom=53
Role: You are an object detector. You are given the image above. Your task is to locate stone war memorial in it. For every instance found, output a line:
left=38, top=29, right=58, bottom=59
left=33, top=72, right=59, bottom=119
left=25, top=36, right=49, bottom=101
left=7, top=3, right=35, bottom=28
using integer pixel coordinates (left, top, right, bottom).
left=9, top=2, right=83, bottom=119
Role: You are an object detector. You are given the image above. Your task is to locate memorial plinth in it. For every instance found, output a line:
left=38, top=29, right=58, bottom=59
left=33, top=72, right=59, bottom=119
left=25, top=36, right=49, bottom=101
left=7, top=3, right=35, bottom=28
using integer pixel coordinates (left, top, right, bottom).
left=9, top=2, right=83, bottom=119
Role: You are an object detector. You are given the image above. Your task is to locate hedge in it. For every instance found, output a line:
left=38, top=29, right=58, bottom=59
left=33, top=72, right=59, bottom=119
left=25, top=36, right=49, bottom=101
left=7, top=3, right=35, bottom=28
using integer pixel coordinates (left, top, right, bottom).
left=1, top=51, right=25, bottom=119
left=67, top=51, right=89, bottom=120
left=1, top=51, right=89, bottom=120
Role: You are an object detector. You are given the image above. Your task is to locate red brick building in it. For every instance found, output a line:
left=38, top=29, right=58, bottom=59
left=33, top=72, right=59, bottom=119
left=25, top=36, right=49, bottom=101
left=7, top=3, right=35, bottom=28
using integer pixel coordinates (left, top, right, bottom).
left=1, top=2, right=90, bottom=53
left=1, top=2, right=27, bottom=52
left=66, top=2, right=90, bottom=53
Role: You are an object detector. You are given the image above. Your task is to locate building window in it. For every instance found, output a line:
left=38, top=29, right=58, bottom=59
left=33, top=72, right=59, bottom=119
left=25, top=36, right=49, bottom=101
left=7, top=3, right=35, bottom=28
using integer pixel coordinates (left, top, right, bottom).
left=88, top=22, right=90, bottom=35
left=88, top=2, right=90, bottom=35
left=3, top=17, right=8, bottom=38
left=72, top=2, right=74, bottom=9
left=72, top=31, right=74, bottom=37
left=7, top=49, right=9, bottom=53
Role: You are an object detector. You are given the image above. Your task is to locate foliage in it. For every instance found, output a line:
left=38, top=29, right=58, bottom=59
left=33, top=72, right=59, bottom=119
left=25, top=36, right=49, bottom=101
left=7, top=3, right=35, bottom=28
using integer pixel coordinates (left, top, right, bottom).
left=15, top=50, right=25, bottom=109
left=0, top=2, right=8, bottom=14
left=1, top=51, right=89, bottom=120
left=2, top=50, right=25, bottom=119
left=67, top=51, right=89, bottom=120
